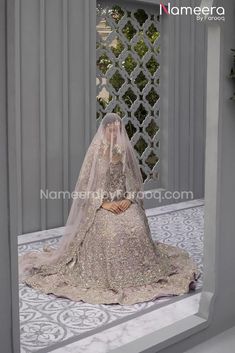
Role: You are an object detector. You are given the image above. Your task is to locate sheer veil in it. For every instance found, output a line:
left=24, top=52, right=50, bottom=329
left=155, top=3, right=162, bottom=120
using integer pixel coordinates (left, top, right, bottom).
left=18, top=113, right=144, bottom=282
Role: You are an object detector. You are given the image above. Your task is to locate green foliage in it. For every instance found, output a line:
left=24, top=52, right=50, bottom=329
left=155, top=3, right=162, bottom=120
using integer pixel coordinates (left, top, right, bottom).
left=97, top=6, right=161, bottom=179
left=96, top=6, right=160, bottom=107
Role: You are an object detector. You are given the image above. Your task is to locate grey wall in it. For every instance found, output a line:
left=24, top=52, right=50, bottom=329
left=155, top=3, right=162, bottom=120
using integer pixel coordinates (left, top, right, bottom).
left=159, top=0, right=206, bottom=206
left=15, top=0, right=206, bottom=234
left=16, top=0, right=87, bottom=234
left=152, top=0, right=235, bottom=352
left=183, top=326, right=235, bottom=353
left=1, top=0, right=20, bottom=351
left=0, top=0, right=14, bottom=351
left=1, top=0, right=235, bottom=353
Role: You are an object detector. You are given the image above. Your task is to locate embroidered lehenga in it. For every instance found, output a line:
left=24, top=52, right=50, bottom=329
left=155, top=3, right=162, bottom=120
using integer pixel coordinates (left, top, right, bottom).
left=19, top=113, right=200, bottom=305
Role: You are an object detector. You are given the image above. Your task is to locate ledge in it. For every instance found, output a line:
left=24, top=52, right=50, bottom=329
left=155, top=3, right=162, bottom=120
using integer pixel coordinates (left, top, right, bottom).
left=47, top=292, right=209, bottom=353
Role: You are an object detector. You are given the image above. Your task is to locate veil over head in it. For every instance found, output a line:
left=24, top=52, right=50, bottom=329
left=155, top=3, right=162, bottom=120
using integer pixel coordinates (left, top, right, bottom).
left=18, top=113, right=144, bottom=282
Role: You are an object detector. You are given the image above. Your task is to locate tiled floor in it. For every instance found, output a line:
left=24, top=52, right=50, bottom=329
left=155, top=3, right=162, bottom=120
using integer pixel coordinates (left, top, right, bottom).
left=49, top=293, right=202, bottom=353
left=18, top=199, right=204, bottom=353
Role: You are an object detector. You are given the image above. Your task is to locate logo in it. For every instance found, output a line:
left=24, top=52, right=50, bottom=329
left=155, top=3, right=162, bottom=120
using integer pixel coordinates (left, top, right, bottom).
left=160, top=2, right=225, bottom=22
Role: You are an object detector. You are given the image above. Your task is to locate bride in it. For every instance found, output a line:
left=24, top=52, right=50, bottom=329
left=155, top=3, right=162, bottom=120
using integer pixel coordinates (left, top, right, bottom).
left=19, top=112, right=200, bottom=305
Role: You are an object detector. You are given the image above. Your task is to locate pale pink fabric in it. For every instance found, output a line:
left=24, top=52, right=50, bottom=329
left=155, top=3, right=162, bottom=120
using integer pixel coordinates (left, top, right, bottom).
left=18, top=113, right=143, bottom=282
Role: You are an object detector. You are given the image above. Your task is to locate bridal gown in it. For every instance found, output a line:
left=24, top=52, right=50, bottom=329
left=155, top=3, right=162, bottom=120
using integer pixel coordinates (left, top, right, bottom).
left=23, top=159, right=201, bottom=305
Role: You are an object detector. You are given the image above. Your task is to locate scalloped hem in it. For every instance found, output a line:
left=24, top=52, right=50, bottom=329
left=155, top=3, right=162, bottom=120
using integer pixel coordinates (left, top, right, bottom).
left=24, top=269, right=201, bottom=305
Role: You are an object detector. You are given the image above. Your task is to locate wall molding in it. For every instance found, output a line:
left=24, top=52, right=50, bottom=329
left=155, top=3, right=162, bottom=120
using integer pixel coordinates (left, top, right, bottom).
left=39, top=0, right=46, bottom=229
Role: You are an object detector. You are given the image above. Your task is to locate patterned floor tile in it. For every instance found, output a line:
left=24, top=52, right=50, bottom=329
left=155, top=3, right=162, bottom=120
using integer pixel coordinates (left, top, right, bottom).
left=19, top=203, right=204, bottom=353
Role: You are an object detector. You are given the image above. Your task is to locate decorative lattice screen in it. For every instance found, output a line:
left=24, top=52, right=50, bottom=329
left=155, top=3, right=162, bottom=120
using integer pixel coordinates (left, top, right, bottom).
left=96, top=1, right=161, bottom=185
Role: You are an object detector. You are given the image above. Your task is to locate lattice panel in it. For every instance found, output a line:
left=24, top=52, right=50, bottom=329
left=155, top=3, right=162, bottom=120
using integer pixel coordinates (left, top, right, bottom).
left=96, top=1, right=161, bottom=184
